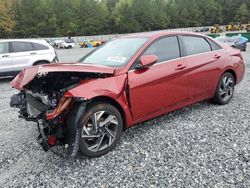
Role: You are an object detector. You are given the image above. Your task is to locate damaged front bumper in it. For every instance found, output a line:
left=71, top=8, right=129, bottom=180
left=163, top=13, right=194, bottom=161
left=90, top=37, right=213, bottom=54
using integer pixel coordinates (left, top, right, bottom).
left=10, top=91, right=87, bottom=158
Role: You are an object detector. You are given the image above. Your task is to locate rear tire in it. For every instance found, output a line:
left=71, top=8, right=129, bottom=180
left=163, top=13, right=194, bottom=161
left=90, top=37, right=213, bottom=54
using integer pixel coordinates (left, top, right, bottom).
left=212, top=72, right=235, bottom=105
left=79, top=102, right=123, bottom=158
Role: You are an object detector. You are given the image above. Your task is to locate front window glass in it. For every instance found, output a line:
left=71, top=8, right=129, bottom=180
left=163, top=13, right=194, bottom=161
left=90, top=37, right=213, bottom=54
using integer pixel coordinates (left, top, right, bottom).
left=79, top=38, right=148, bottom=67
left=144, top=36, right=180, bottom=63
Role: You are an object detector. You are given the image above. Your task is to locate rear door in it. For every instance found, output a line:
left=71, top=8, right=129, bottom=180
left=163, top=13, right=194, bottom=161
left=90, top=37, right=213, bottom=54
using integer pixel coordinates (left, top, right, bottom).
left=0, top=42, right=13, bottom=74
left=31, top=42, right=54, bottom=58
left=128, top=36, right=189, bottom=122
left=180, top=35, right=223, bottom=100
left=10, top=41, right=37, bottom=71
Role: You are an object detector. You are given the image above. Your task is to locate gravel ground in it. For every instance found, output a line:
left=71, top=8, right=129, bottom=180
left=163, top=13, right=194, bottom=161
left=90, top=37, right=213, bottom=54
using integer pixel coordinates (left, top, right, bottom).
left=0, top=46, right=249, bottom=187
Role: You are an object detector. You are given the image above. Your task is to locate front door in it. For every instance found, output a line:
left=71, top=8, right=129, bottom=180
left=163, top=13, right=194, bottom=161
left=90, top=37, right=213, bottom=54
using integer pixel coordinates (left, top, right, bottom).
left=128, top=36, right=189, bottom=122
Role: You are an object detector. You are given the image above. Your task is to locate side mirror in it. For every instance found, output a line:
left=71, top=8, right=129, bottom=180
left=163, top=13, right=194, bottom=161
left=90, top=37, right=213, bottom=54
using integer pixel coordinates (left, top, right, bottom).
left=136, top=55, right=158, bottom=70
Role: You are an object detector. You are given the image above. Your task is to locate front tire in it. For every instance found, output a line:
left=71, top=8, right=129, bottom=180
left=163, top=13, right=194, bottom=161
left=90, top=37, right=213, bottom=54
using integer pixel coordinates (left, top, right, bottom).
left=79, top=102, right=123, bottom=157
left=212, top=72, right=235, bottom=105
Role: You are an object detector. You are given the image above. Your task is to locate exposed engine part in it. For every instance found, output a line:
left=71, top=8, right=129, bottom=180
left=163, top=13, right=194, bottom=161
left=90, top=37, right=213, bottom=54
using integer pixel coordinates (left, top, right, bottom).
left=26, top=72, right=105, bottom=94
left=11, top=90, right=62, bottom=120
left=10, top=71, right=105, bottom=158
left=36, top=119, right=66, bottom=157
left=25, top=94, right=47, bottom=118
left=10, top=92, right=29, bottom=119
left=10, top=92, right=26, bottom=108
left=10, top=89, right=87, bottom=158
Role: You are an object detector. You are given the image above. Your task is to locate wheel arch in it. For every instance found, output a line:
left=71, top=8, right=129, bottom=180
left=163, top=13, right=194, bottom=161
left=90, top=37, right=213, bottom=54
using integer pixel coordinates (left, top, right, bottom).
left=223, top=69, right=237, bottom=83
left=33, top=60, right=50, bottom=66
left=89, top=96, right=127, bottom=131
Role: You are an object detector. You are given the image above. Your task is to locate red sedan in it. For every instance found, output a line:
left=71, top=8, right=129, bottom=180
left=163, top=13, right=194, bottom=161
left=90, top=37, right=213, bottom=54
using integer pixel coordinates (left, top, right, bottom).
left=10, top=32, right=245, bottom=158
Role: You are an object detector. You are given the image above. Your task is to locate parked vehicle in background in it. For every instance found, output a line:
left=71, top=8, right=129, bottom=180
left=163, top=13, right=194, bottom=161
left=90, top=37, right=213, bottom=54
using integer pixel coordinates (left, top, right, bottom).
left=61, top=39, right=75, bottom=49
left=246, top=24, right=250, bottom=32
left=0, top=39, right=58, bottom=77
left=79, top=40, right=105, bottom=48
left=196, top=27, right=209, bottom=32
left=215, top=36, right=248, bottom=51
left=10, top=32, right=245, bottom=158
left=200, top=27, right=209, bottom=32
left=210, top=24, right=223, bottom=33
left=50, top=39, right=75, bottom=49
left=50, top=40, right=63, bottom=49
left=226, top=23, right=241, bottom=31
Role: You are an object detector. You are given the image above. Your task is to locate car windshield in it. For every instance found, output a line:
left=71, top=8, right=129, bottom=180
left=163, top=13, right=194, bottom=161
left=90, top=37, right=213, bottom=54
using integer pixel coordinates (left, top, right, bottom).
left=79, top=37, right=148, bottom=67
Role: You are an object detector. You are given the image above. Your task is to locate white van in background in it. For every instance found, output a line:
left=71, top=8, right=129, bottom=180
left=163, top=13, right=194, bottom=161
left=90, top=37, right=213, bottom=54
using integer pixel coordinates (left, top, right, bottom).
left=0, top=39, right=58, bottom=77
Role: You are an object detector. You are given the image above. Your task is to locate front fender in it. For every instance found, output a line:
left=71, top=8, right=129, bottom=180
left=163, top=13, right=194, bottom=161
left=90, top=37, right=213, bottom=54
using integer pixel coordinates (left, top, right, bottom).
left=65, top=74, right=127, bottom=99
left=64, top=74, right=134, bottom=127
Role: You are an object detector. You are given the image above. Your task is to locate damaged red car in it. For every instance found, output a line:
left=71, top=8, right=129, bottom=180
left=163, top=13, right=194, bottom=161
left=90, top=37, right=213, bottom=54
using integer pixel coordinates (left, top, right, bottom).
left=10, top=32, right=245, bottom=158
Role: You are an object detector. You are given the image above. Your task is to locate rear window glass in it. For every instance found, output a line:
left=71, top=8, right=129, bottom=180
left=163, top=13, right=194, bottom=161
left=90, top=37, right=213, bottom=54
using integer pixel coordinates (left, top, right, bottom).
left=208, top=39, right=221, bottom=51
left=183, top=36, right=211, bottom=55
left=0, top=42, right=9, bottom=54
left=11, top=42, right=33, bottom=52
left=32, top=43, right=49, bottom=50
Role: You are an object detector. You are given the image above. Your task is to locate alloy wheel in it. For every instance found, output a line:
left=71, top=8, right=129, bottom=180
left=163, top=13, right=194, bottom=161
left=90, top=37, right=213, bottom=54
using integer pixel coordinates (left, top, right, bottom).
left=219, top=76, right=234, bottom=102
left=81, top=110, right=119, bottom=152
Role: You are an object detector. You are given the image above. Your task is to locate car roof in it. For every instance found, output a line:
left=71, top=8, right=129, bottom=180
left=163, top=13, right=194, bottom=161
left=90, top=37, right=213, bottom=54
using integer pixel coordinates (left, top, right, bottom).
left=123, top=31, right=209, bottom=40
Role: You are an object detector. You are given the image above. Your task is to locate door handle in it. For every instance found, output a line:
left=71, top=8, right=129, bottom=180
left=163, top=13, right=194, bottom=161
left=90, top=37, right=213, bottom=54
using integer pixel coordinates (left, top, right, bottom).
left=214, top=54, right=221, bottom=59
left=30, top=52, right=37, bottom=55
left=175, top=64, right=186, bottom=70
left=2, top=55, right=9, bottom=58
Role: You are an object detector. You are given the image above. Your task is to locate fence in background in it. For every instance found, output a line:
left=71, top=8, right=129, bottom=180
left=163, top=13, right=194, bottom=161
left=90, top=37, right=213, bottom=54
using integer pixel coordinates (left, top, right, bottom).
left=8, top=25, right=247, bottom=42
left=40, top=26, right=213, bottom=43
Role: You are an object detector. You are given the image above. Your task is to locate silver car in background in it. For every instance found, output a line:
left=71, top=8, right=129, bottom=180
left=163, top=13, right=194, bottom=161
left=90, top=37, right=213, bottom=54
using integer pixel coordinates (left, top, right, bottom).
left=215, top=36, right=248, bottom=51
left=0, top=39, right=58, bottom=77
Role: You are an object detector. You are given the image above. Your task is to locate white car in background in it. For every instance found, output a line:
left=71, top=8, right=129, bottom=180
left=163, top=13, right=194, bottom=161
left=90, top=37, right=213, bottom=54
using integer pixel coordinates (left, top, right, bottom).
left=0, top=39, right=58, bottom=77
left=60, top=39, right=75, bottom=49
left=52, top=39, right=75, bottom=49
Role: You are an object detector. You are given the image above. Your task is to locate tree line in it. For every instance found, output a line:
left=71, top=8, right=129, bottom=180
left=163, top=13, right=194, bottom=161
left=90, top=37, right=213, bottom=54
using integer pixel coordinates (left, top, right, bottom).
left=0, top=0, right=249, bottom=38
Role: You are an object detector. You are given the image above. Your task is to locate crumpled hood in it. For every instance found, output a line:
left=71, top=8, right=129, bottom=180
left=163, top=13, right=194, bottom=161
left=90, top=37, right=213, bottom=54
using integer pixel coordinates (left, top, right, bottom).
left=11, top=63, right=116, bottom=90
